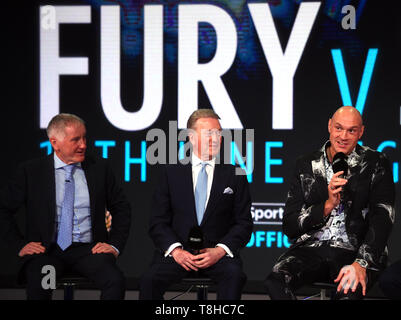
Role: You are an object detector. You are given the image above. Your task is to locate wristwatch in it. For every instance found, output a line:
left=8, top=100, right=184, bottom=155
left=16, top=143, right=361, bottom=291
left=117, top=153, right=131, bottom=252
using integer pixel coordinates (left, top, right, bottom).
left=355, top=258, right=368, bottom=269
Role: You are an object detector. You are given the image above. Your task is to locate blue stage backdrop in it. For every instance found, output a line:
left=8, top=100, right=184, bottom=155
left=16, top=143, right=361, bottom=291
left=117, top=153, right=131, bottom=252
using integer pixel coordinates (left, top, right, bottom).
left=1, top=0, right=400, bottom=292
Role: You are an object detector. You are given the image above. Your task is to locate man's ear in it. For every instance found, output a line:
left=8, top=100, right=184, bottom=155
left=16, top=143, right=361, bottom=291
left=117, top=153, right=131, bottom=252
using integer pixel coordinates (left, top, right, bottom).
left=359, top=125, right=365, bottom=139
left=49, top=137, right=58, bottom=151
left=188, top=129, right=196, bottom=146
left=328, top=118, right=332, bottom=133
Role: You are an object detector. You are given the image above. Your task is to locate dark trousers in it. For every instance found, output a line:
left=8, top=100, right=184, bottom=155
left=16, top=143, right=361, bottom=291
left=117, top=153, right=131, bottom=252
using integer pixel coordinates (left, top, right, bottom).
left=139, top=252, right=246, bottom=300
left=23, top=243, right=125, bottom=300
left=264, top=244, right=377, bottom=300
left=379, top=259, right=401, bottom=299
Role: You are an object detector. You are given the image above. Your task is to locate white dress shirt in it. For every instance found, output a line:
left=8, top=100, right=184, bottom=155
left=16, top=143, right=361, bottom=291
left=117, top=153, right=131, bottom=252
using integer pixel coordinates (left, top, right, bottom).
left=165, top=153, right=233, bottom=258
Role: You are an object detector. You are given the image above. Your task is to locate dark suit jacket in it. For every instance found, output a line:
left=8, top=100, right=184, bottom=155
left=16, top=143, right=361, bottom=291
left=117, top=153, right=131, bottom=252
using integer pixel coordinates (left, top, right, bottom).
left=0, top=153, right=131, bottom=258
left=149, top=163, right=253, bottom=257
left=283, top=143, right=395, bottom=270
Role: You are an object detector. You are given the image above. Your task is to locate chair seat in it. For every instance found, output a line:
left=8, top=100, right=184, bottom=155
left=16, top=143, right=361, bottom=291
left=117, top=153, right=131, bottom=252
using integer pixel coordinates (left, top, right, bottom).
left=181, top=277, right=215, bottom=286
left=57, top=276, right=91, bottom=286
left=311, top=282, right=337, bottom=289
left=57, top=271, right=91, bottom=286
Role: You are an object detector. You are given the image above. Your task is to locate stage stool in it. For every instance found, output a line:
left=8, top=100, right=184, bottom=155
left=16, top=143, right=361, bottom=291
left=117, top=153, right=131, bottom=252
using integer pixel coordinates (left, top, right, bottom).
left=56, top=271, right=92, bottom=300
left=181, top=275, right=215, bottom=300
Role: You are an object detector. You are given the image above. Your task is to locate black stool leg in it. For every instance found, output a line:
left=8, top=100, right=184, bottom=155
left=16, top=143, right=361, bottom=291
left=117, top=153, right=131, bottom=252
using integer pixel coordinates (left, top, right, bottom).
left=64, top=284, right=74, bottom=300
left=196, top=285, right=208, bottom=300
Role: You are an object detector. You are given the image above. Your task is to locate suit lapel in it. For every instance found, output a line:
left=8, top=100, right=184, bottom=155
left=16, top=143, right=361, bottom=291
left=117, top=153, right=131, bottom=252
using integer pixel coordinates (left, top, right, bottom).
left=82, top=158, right=96, bottom=223
left=182, top=164, right=198, bottom=226
left=44, top=154, right=56, bottom=243
left=311, top=152, right=329, bottom=202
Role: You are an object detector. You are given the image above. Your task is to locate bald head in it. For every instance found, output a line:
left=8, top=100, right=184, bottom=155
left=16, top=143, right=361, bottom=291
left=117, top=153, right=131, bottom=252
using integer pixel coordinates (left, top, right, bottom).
left=327, top=106, right=364, bottom=159
left=331, top=106, right=363, bottom=127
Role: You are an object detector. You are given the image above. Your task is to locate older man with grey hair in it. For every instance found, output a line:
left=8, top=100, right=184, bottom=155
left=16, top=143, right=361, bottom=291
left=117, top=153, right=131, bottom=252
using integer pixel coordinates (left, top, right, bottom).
left=0, top=113, right=131, bottom=300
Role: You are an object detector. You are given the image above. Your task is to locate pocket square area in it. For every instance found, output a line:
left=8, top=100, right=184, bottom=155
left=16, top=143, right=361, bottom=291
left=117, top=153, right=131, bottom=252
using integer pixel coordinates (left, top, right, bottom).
left=223, top=187, right=234, bottom=194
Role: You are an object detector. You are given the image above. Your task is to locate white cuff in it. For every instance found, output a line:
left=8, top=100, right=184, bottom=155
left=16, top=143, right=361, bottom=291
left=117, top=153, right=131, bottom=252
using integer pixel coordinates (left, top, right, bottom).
left=110, top=245, right=120, bottom=256
left=216, top=243, right=233, bottom=258
left=164, top=242, right=183, bottom=257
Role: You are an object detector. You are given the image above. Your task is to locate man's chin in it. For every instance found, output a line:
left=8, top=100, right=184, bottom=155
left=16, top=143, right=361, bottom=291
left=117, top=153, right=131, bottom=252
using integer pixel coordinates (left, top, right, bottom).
left=210, top=146, right=220, bottom=155
left=74, top=154, right=86, bottom=162
left=209, top=151, right=219, bottom=159
left=333, top=142, right=353, bottom=155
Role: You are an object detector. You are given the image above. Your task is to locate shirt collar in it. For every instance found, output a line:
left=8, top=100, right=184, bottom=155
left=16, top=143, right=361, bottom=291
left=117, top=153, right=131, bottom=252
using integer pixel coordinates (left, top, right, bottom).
left=322, top=140, right=357, bottom=166
left=191, top=153, right=216, bottom=169
left=54, top=153, right=82, bottom=169
left=322, top=140, right=331, bottom=165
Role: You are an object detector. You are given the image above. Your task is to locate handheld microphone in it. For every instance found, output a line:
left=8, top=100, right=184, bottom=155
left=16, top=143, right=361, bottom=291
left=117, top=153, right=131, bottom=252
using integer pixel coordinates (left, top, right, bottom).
left=332, top=152, right=348, bottom=178
left=188, top=226, right=204, bottom=255
left=332, top=152, right=348, bottom=200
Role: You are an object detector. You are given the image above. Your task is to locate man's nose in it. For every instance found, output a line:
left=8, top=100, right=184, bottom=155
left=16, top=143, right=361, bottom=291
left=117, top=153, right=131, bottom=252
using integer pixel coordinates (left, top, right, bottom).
left=79, top=138, right=87, bottom=148
left=340, top=129, right=348, bottom=139
left=211, top=134, right=220, bottom=144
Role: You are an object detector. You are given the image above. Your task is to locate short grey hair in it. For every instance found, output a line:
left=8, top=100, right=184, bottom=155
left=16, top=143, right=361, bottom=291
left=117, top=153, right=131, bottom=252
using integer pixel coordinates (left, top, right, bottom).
left=186, top=109, right=221, bottom=129
left=47, top=113, right=85, bottom=139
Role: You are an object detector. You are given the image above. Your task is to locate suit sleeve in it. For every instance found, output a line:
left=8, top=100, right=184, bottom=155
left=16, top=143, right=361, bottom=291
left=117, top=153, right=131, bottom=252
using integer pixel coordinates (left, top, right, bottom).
left=0, top=163, right=27, bottom=255
left=356, top=153, right=395, bottom=269
left=283, top=158, right=328, bottom=240
left=218, top=170, right=253, bottom=255
left=149, top=166, right=182, bottom=253
left=105, top=161, right=131, bottom=255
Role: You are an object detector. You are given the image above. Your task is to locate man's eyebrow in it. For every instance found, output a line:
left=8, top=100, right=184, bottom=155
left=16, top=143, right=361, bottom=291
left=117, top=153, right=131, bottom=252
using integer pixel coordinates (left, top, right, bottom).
left=334, top=122, right=359, bottom=129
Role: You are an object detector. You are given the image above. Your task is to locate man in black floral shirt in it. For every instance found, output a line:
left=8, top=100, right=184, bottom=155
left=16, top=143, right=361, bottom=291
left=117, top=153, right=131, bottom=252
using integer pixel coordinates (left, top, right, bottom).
left=264, top=106, right=395, bottom=299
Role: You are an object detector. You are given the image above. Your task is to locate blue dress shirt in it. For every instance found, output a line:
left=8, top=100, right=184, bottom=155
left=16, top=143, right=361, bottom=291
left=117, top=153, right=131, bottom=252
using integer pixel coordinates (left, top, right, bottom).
left=54, top=153, right=92, bottom=243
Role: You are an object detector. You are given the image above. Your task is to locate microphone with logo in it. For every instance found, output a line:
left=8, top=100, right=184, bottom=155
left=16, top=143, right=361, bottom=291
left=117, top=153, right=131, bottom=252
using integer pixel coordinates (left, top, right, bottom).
left=332, top=152, right=348, bottom=200
left=188, top=226, right=204, bottom=255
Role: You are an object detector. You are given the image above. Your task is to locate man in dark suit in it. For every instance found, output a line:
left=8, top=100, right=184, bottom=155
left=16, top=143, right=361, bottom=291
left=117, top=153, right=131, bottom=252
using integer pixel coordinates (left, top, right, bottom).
left=139, top=109, right=253, bottom=300
left=0, top=113, right=131, bottom=299
left=264, top=106, right=395, bottom=299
